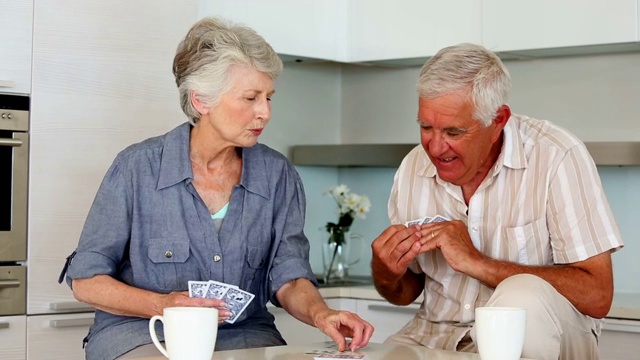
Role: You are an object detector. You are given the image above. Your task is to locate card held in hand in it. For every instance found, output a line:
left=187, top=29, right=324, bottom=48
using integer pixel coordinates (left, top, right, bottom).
left=222, top=287, right=255, bottom=324
left=188, top=280, right=210, bottom=299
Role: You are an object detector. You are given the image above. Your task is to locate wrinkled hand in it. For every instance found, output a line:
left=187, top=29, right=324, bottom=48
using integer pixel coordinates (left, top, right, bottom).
left=159, top=291, right=232, bottom=323
left=313, top=308, right=374, bottom=352
left=371, top=224, right=423, bottom=282
left=419, top=220, right=485, bottom=275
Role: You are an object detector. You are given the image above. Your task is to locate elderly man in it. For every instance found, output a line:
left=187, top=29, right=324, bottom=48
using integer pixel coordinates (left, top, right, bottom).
left=371, top=43, right=623, bottom=360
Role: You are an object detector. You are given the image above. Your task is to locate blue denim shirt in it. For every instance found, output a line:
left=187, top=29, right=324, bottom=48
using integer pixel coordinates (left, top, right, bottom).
left=64, top=122, right=317, bottom=360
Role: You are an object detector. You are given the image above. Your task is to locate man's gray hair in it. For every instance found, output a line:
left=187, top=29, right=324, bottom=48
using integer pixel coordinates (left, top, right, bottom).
left=416, top=43, right=511, bottom=126
left=173, top=17, right=283, bottom=124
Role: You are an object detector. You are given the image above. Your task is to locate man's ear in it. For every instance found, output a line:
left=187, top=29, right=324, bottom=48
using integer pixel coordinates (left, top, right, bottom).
left=190, top=90, right=208, bottom=116
left=491, top=105, right=511, bottom=141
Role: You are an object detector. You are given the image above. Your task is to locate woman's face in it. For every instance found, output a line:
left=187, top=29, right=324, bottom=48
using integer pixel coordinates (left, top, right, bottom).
left=200, top=65, right=275, bottom=148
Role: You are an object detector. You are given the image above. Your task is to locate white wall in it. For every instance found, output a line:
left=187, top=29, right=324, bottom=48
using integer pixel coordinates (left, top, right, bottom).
left=261, top=62, right=343, bottom=154
left=340, top=52, right=640, bottom=143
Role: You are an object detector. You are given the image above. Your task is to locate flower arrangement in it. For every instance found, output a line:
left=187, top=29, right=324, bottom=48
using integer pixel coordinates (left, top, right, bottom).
left=324, top=184, right=371, bottom=246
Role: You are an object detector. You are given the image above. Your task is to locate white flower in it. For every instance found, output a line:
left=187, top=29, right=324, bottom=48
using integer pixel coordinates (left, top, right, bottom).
left=325, top=184, right=371, bottom=220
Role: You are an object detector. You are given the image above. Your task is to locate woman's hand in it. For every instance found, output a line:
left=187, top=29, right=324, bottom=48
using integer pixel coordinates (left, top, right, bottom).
left=312, top=308, right=374, bottom=352
left=158, top=291, right=233, bottom=323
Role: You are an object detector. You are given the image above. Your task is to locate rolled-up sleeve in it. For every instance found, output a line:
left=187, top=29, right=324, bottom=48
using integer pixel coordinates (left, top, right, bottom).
left=66, top=159, right=132, bottom=287
left=267, top=165, right=317, bottom=306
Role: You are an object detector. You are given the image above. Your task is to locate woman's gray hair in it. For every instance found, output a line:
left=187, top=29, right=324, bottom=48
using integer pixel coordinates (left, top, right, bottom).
left=416, top=43, right=511, bottom=126
left=173, top=17, right=283, bottom=124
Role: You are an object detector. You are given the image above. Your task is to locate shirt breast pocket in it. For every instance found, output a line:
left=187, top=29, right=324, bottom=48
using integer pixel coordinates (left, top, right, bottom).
left=147, top=239, right=194, bottom=291
left=243, top=245, right=268, bottom=290
left=501, top=217, right=552, bottom=265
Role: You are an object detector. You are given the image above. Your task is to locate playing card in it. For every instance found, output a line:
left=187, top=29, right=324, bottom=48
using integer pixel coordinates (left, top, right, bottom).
left=209, top=280, right=239, bottom=289
left=313, top=354, right=366, bottom=359
left=404, top=218, right=424, bottom=227
left=188, top=280, right=210, bottom=298
left=420, top=216, right=433, bottom=225
left=205, top=281, right=230, bottom=300
left=431, top=215, right=450, bottom=223
left=222, top=287, right=255, bottom=324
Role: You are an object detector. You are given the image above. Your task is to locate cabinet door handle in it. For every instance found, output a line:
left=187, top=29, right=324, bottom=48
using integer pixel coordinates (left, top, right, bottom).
left=49, top=301, right=95, bottom=312
left=0, top=138, right=23, bottom=147
left=0, top=322, right=9, bottom=329
left=367, top=304, right=419, bottom=314
left=0, top=80, right=15, bottom=88
left=50, top=318, right=94, bottom=328
left=0, top=279, right=21, bottom=288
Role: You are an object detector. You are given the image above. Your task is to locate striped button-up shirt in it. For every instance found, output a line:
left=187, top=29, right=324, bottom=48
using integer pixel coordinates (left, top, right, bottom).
left=388, top=114, right=624, bottom=350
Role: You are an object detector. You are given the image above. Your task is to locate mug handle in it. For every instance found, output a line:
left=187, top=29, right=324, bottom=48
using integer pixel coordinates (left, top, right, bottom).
left=149, top=315, right=169, bottom=358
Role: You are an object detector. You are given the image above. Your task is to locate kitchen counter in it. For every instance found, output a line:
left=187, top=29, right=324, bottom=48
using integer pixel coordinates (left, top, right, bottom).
left=319, top=284, right=640, bottom=321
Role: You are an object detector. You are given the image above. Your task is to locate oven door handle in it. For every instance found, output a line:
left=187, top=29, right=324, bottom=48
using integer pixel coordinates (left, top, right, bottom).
left=0, top=138, right=23, bottom=147
left=0, top=279, right=21, bottom=288
left=0, top=80, right=16, bottom=88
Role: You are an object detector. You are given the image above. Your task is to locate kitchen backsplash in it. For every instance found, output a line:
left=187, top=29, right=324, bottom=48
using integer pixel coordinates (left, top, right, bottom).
left=297, top=165, right=640, bottom=294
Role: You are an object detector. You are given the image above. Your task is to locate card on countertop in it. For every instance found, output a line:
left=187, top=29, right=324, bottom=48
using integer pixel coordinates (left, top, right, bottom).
left=222, top=287, right=255, bottom=324
left=313, top=353, right=367, bottom=359
left=188, top=280, right=209, bottom=298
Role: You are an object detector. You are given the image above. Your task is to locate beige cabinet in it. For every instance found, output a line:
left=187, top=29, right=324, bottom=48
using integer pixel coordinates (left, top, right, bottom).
left=355, top=299, right=420, bottom=344
left=0, top=315, right=26, bottom=360
left=0, top=0, right=33, bottom=94
left=27, top=0, right=198, bottom=314
left=27, top=312, right=94, bottom=360
left=599, top=318, right=640, bottom=360
left=482, top=0, right=638, bottom=53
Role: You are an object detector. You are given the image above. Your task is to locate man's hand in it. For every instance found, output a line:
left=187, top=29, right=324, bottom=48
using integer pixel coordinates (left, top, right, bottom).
left=370, top=225, right=425, bottom=305
left=418, top=220, right=486, bottom=276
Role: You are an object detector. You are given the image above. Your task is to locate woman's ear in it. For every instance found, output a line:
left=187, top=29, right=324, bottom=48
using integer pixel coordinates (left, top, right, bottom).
left=190, top=91, right=209, bottom=116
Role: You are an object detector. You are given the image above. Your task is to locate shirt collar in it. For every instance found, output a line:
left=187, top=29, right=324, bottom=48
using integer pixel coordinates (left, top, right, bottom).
left=157, top=122, right=270, bottom=199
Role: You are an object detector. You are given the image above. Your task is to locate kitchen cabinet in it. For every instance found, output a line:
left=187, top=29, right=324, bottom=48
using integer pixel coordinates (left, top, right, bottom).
left=28, top=0, right=197, bottom=314
left=0, top=315, right=26, bottom=360
left=199, top=0, right=346, bottom=62
left=599, top=318, right=640, bottom=359
left=272, top=298, right=356, bottom=345
left=27, top=312, right=95, bottom=360
left=482, top=0, right=638, bottom=54
left=0, top=0, right=33, bottom=94
left=355, top=299, right=420, bottom=343
left=347, top=0, right=481, bottom=63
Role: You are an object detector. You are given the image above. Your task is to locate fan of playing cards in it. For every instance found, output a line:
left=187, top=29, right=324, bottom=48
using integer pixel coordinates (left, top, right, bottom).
left=404, top=214, right=450, bottom=227
left=188, top=280, right=255, bottom=324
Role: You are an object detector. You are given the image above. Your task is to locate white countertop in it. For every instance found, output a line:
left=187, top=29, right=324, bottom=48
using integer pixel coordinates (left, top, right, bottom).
left=138, top=342, right=534, bottom=360
left=319, top=285, right=640, bottom=321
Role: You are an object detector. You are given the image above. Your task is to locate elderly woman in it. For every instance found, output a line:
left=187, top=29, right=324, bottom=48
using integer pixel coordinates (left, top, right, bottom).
left=61, top=17, right=373, bottom=360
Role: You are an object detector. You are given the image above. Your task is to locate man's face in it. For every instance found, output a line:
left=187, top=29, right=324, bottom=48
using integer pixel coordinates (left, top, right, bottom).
left=417, top=91, right=505, bottom=187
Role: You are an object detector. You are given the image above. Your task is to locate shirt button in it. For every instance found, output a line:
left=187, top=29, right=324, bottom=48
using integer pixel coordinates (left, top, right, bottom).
left=471, top=227, right=478, bottom=232
left=164, top=250, right=173, bottom=258
left=213, top=254, right=222, bottom=262
left=464, top=304, right=471, bottom=310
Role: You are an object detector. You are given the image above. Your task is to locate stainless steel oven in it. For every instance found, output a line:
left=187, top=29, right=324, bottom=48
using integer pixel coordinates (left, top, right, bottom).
left=0, top=93, right=29, bottom=316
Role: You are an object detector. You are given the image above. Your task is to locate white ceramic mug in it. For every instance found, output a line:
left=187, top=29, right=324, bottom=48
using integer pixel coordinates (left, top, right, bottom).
left=474, top=306, right=526, bottom=360
left=149, top=307, right=218, bottom=360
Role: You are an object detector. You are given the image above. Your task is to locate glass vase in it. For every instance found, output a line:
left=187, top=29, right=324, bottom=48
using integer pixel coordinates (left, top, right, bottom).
left=321, top=227, right=363, bottom=284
